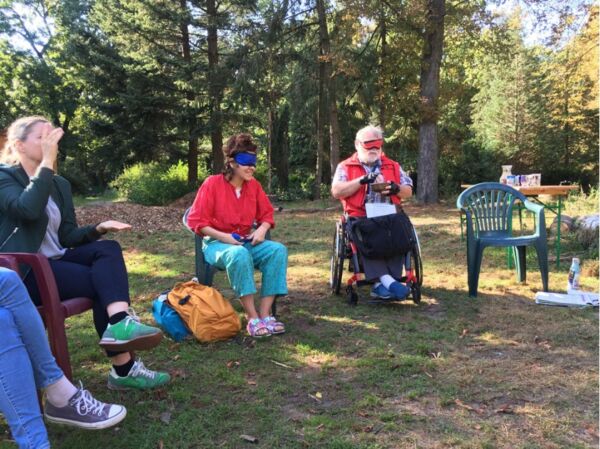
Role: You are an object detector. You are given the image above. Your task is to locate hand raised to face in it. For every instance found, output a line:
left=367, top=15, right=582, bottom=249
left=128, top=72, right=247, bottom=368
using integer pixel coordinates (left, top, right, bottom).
left=40, top=123, right=64, bottom=165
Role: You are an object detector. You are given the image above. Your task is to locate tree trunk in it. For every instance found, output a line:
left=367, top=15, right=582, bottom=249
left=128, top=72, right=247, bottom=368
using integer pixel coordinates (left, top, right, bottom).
left=180, top=0, right=198, bottom=186
left=563, top=68, right=571, bottom=166
left=328, top=82, right=340, bottom=180
left=273, top=105, right=290, bottom=189
left=280, top=110, right=289, bottom=189
left=378, top=5, right=388, bottom=129
left=207, top=0, right=224, bottom=174
left=267, top=105, right=274, bottom=193
left=417, top=0, right=445, bottom=204
left=315, top=67, right=326, bottom=199
left=316, top=0, right=339, bottom=180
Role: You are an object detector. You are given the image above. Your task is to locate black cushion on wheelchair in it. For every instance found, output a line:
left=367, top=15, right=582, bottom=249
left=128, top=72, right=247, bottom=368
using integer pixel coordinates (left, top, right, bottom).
left=349, top=210, right=415, bottom=259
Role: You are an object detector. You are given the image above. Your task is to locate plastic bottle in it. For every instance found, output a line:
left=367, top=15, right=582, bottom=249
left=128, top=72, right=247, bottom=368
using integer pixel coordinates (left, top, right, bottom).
left=567, top=258, right=581, bottom=292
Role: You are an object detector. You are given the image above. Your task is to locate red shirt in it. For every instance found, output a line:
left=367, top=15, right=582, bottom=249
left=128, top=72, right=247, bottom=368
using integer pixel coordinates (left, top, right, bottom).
left=187, top=174, right=275, bottom=236
left=339, top=153, right=402, bottom=217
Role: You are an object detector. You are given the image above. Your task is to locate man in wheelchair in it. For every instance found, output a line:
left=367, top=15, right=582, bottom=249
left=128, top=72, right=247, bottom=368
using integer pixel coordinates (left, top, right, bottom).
left=331, top=125, right=414, bottom=300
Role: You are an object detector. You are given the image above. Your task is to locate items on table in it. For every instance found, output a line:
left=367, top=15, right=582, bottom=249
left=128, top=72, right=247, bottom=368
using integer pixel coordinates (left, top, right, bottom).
left=499, top=169, right=541, bottom=187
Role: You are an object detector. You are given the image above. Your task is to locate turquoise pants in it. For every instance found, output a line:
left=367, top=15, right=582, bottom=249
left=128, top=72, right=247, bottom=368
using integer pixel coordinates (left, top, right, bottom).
left=202, top=239, right=288, bottom=298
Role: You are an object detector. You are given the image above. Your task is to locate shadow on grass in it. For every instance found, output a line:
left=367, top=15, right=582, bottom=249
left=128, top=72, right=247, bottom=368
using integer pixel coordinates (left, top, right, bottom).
left=3, top=202, right=596, bottom=449
left=13, top=278, right=595, bottom=449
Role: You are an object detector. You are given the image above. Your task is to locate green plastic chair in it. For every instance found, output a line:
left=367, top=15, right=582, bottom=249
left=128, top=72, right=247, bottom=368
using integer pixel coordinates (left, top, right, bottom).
left=456, top=182, right=549, bottom=297
left=182, top=207, right=218, bottom=286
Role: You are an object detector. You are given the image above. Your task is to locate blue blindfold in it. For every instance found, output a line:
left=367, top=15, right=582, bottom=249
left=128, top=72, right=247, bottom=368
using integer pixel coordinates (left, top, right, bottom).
left=233, top=152, right=257, bottom=167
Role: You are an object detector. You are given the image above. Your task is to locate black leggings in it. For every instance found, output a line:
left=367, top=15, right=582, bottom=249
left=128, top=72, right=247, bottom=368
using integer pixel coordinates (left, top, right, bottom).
left=25, top=240, right=130, bottom=357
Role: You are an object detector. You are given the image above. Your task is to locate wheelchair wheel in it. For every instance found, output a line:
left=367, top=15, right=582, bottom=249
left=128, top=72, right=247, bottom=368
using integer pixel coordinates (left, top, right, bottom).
left=329, top=221, right=345, bottom=295
left=409, top=228, right=424, bottom=304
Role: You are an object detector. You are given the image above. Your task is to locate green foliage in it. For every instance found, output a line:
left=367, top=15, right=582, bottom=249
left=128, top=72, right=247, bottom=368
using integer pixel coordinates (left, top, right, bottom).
left=438, top=140, right=501, bottom=195
left=0, top=0, right=597, bottom=195
left=111, top=161, right=198, bottom=206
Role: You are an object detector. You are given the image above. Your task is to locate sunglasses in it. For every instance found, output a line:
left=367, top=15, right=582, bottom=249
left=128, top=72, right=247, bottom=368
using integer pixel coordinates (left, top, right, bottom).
left=361, top=139, right=383, bottom=150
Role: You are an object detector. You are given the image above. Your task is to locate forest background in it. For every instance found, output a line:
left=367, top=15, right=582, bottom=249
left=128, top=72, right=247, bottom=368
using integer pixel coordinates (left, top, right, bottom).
left=0, top=0, right=597, bottom=205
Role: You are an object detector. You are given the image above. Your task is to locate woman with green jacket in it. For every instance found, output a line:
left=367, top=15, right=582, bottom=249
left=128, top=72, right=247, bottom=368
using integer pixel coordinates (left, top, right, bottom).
left=0, top=116, right=169, bottom=391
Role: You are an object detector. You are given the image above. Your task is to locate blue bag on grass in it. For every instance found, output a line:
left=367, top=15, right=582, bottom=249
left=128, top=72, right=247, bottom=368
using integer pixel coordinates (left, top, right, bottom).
left=152, top=291, right=191, bottom=342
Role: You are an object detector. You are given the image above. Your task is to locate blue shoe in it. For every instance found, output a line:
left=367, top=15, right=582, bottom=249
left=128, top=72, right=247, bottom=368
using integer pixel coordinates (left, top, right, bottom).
left=388, top=282, right=410, bottom=300
left=370, top=283, right=392, bottom=299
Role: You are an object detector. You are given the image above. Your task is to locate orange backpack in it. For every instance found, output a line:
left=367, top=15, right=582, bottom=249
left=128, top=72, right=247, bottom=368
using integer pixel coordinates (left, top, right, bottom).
left=167, top=280, right=241, bottom=342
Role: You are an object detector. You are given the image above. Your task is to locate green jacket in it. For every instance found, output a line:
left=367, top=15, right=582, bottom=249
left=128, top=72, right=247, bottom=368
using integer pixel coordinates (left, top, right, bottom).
left=0, top=164, right=101, bottom=254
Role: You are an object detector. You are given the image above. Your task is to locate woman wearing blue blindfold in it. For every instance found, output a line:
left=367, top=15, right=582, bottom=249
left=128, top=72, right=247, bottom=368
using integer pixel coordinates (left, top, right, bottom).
left=187, top=133, right=288, bottom=338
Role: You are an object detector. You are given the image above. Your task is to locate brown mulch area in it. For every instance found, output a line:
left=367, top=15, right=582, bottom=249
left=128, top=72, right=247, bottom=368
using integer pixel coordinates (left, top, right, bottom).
left=167, top=191, right=197, bottom=209
left=76, top=202, right=185, bottom=233
left=76, top=197, right=345, bottom=233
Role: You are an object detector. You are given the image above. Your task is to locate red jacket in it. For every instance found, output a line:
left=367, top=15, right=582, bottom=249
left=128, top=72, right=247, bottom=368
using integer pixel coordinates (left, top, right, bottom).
left=339, top=153, right=402, bottom=217
left=187, top=174, right=275, bottom=236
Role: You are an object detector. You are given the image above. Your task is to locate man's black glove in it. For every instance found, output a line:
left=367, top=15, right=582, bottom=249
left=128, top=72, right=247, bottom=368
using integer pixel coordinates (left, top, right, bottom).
left=383, top=181, right=400, bottom=196
left=359, top=172, right=378, bottom=185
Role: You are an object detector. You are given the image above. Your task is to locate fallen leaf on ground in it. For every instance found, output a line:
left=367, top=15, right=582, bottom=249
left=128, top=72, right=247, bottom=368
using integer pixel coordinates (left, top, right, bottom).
left=454, top=399, right=484, bottom=415
left=308, top=393, right=321, bottom=402
left=158, top=440, right=164, bottom=449
left=247, top=380, right=257, bottom=386
left=240, top=434, right=258, bottom=443
left=226, top=360, right=240, bottom=369
left=152, top=389, right=168, bottom=401
left=460, top=328, right=469, bottom=338
left=270, top=359, right=293, bottom=369
left=533, top=335, right=552, bottom=349
left=169, top=368, right=187, bottom=379
left=159, top=412, right=171, bottom=424
left=494, top=404, right=514, bottom=414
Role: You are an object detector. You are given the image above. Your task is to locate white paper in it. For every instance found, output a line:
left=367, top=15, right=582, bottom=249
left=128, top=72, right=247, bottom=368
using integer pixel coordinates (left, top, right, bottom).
left=534, top=291, right=599, bottom=307
left=365, top=202, right=397, bottom=218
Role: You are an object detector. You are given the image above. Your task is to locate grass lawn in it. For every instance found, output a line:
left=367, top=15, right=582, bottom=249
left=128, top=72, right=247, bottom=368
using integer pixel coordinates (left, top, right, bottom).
left=0, top=199, right=597, bottom=449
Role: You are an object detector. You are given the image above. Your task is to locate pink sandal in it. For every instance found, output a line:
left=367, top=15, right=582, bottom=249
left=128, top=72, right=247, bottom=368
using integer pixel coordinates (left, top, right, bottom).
left=246, top=318, right=271, bottom=338
left=263, top=316, right=285, bottom=335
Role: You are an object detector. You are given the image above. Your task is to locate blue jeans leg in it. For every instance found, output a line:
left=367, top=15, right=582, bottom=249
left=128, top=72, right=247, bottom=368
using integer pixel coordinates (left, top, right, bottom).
left=0, top=269, right=63, bottom=388
left=0, top=305, right=50, bottom=449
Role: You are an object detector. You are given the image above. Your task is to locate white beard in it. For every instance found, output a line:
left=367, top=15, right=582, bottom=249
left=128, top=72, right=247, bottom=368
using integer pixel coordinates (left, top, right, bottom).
left=358, top=152, right=380, bottom=166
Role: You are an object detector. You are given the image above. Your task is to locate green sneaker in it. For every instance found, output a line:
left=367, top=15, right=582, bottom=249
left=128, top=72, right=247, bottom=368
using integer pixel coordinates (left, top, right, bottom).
left=99, top=315, right=163, bottom=352
left=107, top=359, right=171, bottom=390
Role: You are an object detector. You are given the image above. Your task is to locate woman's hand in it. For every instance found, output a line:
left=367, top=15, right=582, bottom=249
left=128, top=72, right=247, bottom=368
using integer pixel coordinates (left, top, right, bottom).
left=40, top=123, right=64, bottom=169
left=248, top=226, right=268, bottom=246
left=220, top=234, right=243, bottom=245
left=96, top=220, right=132, bottom=234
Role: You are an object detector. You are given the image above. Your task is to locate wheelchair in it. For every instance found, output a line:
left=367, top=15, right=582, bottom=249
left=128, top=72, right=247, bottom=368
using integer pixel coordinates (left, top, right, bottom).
left=329, top=210, right=423, bottom=305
